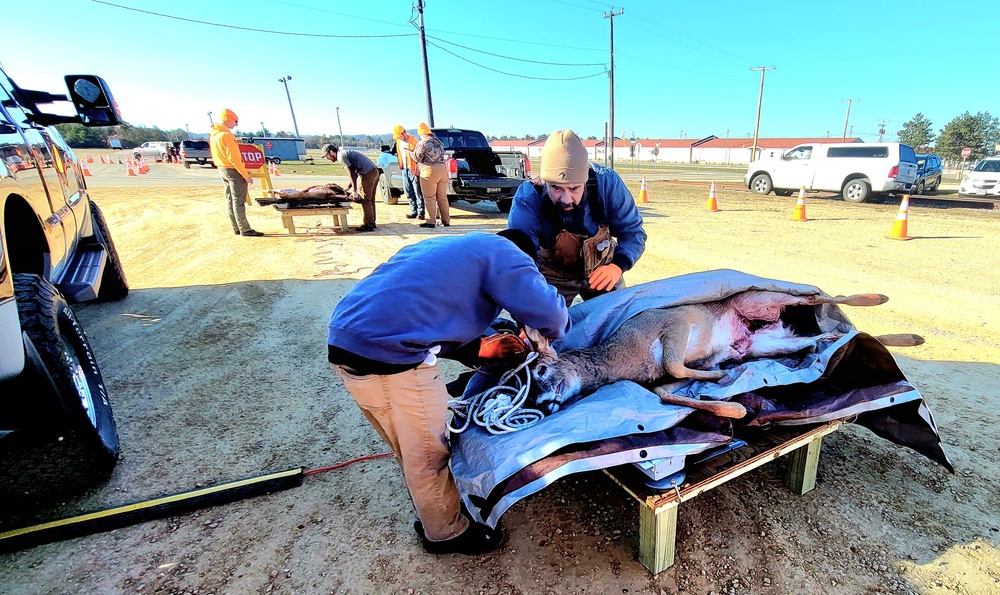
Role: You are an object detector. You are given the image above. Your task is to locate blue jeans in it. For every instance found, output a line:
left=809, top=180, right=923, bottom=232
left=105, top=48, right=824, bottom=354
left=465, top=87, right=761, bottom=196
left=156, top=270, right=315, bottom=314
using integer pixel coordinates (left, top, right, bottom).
left=403, top=168, right=425, bottom=217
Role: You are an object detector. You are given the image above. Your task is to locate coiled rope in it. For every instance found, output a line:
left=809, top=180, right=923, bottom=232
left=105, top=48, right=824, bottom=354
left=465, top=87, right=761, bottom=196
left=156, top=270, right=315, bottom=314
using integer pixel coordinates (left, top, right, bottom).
left=447, top=352, right=544, bottom=435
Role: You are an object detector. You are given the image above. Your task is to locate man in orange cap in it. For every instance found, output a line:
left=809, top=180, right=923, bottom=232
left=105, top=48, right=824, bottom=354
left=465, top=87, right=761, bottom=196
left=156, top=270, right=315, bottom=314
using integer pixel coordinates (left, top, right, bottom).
left=393, top=125, right=424, bottom=220
left=209, top=109, right=262, bottom=236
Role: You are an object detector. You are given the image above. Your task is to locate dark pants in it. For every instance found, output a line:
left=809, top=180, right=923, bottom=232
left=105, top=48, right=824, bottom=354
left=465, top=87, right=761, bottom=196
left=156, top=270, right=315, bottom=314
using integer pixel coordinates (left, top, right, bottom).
left=403, top=168, right=425, bottom=217
left=358, top=168, right=380, bottom=227
left=220, top=168, right=252, bottom=233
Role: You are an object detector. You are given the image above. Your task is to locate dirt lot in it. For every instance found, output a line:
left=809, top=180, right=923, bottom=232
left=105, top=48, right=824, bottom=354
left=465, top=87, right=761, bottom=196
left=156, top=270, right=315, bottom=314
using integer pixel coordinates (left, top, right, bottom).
left=1, top=180, right=998, bottom=595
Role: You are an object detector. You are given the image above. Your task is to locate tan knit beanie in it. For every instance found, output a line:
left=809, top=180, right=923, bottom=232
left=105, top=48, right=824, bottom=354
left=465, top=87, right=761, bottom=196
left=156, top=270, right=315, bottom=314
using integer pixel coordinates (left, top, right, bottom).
left=540, top=130, right=589, bottom=184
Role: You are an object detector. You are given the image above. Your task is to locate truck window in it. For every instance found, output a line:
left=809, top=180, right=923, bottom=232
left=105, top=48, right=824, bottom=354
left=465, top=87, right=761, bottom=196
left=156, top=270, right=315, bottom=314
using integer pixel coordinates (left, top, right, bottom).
left=899, top=145, right=916, bottom=162
left=783, top=146, right=813, bottom=160
left=826, top=146, right=888, bottom=158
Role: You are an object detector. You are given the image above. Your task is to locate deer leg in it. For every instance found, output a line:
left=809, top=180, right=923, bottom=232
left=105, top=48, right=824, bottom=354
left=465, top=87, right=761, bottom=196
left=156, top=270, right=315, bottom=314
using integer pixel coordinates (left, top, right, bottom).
left=653, top=386, right=747, bottom=419
left=873, top=333, right=925, bottom=347
left=745, top=324, right=843, bottom=359
left=811, top=293, right=889, bottom=307
left=663, top=359, right=727, bottom=382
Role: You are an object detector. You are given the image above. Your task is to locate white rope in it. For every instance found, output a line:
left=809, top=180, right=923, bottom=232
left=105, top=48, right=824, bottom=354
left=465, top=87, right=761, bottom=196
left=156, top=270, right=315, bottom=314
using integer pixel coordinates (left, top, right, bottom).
left=447, top=352, right=544, bottom=435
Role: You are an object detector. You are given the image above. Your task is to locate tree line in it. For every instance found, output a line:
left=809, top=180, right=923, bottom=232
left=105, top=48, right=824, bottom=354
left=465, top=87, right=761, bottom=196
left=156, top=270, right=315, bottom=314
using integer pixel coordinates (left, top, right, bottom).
left=896, top=111, right=998, bottom=161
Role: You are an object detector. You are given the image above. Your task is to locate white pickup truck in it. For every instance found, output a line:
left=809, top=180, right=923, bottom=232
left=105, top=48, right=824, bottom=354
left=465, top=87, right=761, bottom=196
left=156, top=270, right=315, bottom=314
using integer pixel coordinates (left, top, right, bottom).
left=745, top=142, right=918, bottom=203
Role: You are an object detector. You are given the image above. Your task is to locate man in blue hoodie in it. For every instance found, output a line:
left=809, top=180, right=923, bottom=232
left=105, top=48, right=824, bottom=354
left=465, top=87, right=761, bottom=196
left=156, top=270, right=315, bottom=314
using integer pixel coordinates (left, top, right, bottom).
left=508, top=129, right=647, bottom=306
left=327, top=229, right=570, bottom=555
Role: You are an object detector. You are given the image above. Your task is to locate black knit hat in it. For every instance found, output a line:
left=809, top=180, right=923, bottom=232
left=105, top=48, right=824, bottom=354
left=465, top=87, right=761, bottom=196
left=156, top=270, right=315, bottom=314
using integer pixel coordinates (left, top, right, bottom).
left=497, top=228, right=536, bottom=258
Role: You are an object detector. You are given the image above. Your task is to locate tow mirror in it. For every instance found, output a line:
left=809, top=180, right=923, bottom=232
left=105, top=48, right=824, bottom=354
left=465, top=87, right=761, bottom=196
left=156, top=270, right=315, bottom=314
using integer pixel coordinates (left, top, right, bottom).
left=64, top=75, right=122, bottom=126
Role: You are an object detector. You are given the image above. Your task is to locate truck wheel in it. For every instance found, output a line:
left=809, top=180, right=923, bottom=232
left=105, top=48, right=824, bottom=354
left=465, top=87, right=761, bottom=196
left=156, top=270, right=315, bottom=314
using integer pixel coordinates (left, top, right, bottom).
left=913, top=181, right=924, bottom=196
left=749, top=173, right=772, bottom=195
left=379, top=173, right=398, bottom=205
left=2, top=274, right=120, bottom=499
left=497, top=198, right=513, bottom=213
left=842, top=179, right=871, bottom=203
left=89, top=201, right=129, bottom=301
left=272, top=157, right=281, bottom=165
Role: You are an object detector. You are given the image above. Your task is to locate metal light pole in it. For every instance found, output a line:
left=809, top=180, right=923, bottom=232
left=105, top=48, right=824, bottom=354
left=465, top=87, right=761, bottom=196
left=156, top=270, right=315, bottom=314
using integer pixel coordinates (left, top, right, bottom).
left=207, top=111, right=213, bottom=126
left=185, top=124, right=191, bottom=140
left=335, top=107, right=344, bottom=149
left=415, top=0, right=435, bottom=126
left=604, top=7, right=623, bottom=171
left=278, top=76, right=301, bottom=138
left=841, top=99, right=859, bottom=142
left=260, top=121, right=268, bottom=137
left=749, top=66, right=776, bottom=162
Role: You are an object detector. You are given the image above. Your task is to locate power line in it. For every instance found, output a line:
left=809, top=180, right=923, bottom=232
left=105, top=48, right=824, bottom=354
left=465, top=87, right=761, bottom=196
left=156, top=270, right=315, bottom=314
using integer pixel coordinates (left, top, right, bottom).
left=619, top=14, right=750, bottom=69
left=542, top=0, right=604, bottom=12
left=426, top=35, right=605, bottom=67
left=89, top=0, right=416, bottom=38
left=424, top=40, right=607, bottom=81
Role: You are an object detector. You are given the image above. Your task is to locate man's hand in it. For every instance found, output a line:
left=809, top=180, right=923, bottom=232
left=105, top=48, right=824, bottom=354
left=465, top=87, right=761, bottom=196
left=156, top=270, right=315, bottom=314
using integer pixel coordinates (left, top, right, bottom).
left=246, top=177, right=254, bottom=185
left=588, top=263, right=622, bottom=292
left=478, top=334, right=528, bottom=360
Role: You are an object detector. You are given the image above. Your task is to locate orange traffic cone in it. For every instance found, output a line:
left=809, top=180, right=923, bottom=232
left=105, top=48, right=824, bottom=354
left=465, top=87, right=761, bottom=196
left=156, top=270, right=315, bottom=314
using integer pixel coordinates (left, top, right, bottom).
left=117, top=155, right=124, bottom=165
left=706, top=180, right=720, bottom=212
left=140, top=157, right=149, bottom=174
left=81, top=161, right=92, bottom=176
left=126, top=161, right=136, bottom=176
left=886, top=195, right=913, bottom=240
left=99, top=154, right=107, bottom=164
left=271, top=161, right=280, bottom=176
left=638, top=175, right=649, bottom=203
left=85, top=153, right=94, bottom=163
left=789, top=186, right=809, bottom=221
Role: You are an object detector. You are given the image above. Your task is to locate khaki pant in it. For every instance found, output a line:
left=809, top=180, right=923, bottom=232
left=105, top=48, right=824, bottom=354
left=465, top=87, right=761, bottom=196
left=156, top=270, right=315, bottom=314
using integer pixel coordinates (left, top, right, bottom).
left=358, top=168, right=381, bottom=227
left=220, top=168, right=252, bottom=233
left=332, top=363, right=469, bottom=542
left=419, top=163, right=449, bottom=225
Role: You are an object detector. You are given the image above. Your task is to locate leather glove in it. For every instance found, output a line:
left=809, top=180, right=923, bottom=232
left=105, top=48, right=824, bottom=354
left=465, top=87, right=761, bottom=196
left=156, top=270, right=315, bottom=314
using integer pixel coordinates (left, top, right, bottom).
left=478, top=334, right=528, bottom=360
left=588, top=263, right=623, bottom=292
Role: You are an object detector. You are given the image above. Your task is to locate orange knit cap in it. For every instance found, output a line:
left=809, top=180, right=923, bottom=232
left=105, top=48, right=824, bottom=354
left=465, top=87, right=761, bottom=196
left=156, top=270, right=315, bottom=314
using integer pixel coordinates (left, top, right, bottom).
left=393, top=125, right=405, bottom=140
left=417, top=122, right=432, bottom=136
left=220, top=109, right=238, bottom=123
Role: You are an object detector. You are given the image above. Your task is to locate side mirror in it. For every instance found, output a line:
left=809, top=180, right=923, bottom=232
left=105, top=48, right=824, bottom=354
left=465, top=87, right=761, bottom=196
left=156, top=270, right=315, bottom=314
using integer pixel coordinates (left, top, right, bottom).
left=64, top=75, right=122, bottom=126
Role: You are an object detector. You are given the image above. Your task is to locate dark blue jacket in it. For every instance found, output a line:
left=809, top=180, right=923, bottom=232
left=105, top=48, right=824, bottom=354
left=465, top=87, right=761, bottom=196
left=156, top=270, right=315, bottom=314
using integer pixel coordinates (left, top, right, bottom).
left=328, top=233, right=570, bottom=366
left=507, top=162, right=647, bottom=272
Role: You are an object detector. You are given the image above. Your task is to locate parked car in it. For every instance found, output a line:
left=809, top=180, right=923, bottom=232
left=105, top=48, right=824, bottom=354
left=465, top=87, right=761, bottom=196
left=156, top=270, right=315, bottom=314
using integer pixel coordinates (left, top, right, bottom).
left=913, top=153, right=942, bottom=195
left=133, top=141, right=172, bottom=163
left=179, top=139, right=214, bottom=169
left=375, top=129, right=529, bottom=212
left=745, top=142, right=918, bottom=203
left=0, top=66, right=128, bottom=498
left=958, top=155, right=1000, bottom=198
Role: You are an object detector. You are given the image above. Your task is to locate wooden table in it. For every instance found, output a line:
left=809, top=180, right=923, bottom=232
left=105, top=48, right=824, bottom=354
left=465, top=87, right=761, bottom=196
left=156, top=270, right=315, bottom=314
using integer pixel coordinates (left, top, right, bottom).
left=603, top=420, right=843, bottom=575
left=274, top=204, right=349, bottom=233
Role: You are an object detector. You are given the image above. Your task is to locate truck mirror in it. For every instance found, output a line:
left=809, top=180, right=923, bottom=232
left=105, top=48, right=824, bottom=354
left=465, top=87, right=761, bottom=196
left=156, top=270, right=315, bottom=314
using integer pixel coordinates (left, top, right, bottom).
left=64, top=75, right=122, bottom=126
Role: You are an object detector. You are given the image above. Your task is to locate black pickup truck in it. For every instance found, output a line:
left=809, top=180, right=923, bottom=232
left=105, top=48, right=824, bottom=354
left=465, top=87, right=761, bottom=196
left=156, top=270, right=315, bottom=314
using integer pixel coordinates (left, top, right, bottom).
left=378, top=128, right=529, bottom=213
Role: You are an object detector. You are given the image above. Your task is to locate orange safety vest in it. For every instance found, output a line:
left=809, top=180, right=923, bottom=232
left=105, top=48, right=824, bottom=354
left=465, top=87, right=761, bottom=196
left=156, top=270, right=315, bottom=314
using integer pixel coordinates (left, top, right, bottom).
left=396, top=134, right=420, bottom=176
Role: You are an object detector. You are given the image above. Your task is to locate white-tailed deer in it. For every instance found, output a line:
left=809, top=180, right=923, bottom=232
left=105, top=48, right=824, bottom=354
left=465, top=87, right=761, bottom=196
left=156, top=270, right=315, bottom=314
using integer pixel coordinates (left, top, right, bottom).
left=525, top=290, right=922, bottom=418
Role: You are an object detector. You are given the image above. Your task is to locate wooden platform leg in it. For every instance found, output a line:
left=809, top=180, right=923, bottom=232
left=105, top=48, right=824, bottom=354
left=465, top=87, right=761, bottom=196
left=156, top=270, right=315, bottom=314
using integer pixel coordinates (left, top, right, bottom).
left=280, top=212, right=296, bottom=234
left=334, top=213, right=348, bottom=233
left=638, top=500, right=678, bottom=574
left=784, top=434, right=824, bottom=495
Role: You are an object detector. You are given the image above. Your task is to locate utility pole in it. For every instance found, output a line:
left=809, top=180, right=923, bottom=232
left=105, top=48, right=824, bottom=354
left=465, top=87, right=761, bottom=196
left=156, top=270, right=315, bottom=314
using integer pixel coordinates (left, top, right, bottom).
left=278, top=76, right=300, bottom=138
left=841, top=98, right=859, bottom=142
left=207, top=111, right=213, bottom=126
left=877, top=118, right=887, bottom=142
left=416, top=0, right=435, bottom=127
left=185, top=124, right=191, bottom=140
left=335, top=107, right=344, bottom=149
left=749, top=66, right=776, bottom=163
left=604, top=7, right=622, bottom=170
left=260, top=122, right=268, bottom=137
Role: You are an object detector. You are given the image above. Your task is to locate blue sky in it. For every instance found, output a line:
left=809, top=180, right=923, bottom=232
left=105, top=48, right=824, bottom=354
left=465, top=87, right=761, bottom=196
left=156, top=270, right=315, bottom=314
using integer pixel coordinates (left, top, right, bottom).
left=4, top=0, right=996, bottom=142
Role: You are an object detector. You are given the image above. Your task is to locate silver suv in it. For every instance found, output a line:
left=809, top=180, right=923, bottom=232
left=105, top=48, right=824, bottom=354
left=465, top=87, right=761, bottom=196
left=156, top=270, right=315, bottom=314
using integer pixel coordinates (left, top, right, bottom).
left=132, top=140, right=171, bottom=162
left=0, top=66, right=128, bottom=500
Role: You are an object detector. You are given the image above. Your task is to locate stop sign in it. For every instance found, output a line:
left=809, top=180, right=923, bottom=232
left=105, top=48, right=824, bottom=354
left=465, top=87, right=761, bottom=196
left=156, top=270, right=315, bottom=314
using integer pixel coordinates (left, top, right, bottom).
left=961, top=147, right=972, bottom=159
left=239, top=144, right=266, bottom=170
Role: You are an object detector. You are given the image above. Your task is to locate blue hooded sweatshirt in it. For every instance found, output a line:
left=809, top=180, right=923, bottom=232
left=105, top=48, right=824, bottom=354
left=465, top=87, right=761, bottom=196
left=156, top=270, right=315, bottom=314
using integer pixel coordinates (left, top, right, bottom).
left=327, top=233, right=570, bottom=366
left=507, top=162, right=647, bottom=273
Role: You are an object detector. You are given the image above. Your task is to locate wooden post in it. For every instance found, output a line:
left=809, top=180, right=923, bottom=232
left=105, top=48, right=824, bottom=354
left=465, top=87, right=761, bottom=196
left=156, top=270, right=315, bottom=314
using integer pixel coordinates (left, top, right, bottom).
left=784, top=434, right=824, bottom=495
left=638, top=499, right=677, bottom=574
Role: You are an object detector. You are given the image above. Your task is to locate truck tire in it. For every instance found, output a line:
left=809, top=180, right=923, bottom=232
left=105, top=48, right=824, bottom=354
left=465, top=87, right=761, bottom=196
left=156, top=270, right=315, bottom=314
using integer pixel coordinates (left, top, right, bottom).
left=89, top=201, right=129, bottom=301
left=272, top=157, right=281, bottom=165
left=842, top=178, right=871, bottom=203
left=379, top=172, right=398, bottom=205
left=749, top=173, right=773, bottom=195
left=497, top=198, right=513, bottom=213
left=2, top=274, right=120, bottom=500
left=912, top=181, right=924, bottom=196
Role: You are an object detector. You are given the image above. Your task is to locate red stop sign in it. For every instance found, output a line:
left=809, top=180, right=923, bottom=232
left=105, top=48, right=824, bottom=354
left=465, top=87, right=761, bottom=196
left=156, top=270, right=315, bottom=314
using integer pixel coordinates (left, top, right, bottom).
left=961, top=147, right=972, bottom=159
left=239, top=144, right=266, bottom=170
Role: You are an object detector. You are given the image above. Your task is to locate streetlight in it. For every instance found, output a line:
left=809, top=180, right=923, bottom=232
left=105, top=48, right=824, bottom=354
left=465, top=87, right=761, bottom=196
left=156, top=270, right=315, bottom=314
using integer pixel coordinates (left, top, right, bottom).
left=278, top=76, right=300, bottom=139
left=260, top=121, right=268, bottom=137
left=335, top=107, right=344, bottom=149
left=207, top=111, right=213, bottom=126
left=185, top=124, right=191, bottom=140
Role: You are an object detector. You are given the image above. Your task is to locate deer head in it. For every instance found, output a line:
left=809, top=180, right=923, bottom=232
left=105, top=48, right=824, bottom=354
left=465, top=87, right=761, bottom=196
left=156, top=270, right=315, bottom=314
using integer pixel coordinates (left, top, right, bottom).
left=523, top=327, right=582, bottom=415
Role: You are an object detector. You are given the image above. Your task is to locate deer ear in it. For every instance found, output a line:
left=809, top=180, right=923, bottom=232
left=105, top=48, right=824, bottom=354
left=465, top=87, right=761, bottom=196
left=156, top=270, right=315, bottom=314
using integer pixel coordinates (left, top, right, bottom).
left=522, top=326, right=555, bottom=356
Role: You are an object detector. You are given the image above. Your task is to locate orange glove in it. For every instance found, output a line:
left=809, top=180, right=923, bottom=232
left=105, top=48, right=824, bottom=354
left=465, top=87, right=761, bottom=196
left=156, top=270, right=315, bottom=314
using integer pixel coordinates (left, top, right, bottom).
left=478, top=334, right=528, bottom=360
left=588, top=263, right=623, bottom=292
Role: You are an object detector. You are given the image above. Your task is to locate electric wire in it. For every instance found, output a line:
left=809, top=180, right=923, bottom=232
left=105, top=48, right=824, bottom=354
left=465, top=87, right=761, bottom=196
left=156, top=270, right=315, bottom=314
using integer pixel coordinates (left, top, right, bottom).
left=425, top=40, right=607, bottom=81
left=90, top=0, right=416, bottom=38
left=425, top=35, right=605, bottom=67
left=304, top=452, right=394, bottom=476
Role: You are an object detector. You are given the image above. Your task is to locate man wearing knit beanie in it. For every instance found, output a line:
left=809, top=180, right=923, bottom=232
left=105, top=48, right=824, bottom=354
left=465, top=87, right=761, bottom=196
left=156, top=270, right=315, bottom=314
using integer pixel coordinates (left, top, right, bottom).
left=508, top=129, right=647, bottom=306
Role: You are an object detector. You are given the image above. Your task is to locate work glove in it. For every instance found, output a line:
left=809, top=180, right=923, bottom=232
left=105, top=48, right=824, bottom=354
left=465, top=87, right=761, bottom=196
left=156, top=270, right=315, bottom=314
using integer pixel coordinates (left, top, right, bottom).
left=588, top=263, right=623, bottom=292
left=477, top=333, right=529, bottom=360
